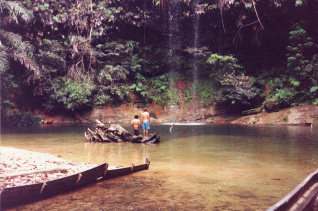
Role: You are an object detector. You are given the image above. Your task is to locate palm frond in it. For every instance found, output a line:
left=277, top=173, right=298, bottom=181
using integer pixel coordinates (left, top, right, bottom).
left=0, top=45, right=10, bottom=74
left=36, top=51, right=66, bottom=71
left=0, top=29, right=22, bottom=47
left=0, top=29, right=34, bottom=55
left=12, top=50, right=40, bottom=78
left=0, top=1, right=32, bottom=24
left=0, top=30, right=39, bottom=77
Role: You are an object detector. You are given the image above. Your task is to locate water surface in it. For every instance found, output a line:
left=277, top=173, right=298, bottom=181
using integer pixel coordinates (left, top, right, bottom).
left=1, top=124, right=318, bottom=210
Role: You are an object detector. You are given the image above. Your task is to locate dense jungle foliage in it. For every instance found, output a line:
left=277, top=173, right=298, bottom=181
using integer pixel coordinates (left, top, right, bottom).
left=1, top=0, right=318, bottom=126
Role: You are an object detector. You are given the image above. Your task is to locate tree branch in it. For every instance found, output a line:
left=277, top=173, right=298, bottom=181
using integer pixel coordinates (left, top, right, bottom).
left=252, top=0, right=264, bottom=29
left=233, top=20, right=258, bottom=45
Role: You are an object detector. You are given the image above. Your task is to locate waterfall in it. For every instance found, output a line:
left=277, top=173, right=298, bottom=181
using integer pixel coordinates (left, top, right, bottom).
left=166, top=0, right=201, bottom=118
left=192, top=0, right=200, bottom=113
left=167, top=0, right=181, bottom=105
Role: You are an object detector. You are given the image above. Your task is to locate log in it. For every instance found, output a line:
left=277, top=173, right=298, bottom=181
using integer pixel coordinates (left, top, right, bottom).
left=131, top=134, right=160, bottom=144
left=169, top=122, right=176, bottom=133
left=0, top=168, right=68, bottom=179
left=88, top=128, right=100, bottom=142
left=107, top=132, right=122, bottom=142
left=142, top=133, right=160, bottom=143
left=131, top=135, right=145, bottom=143
left=84, top=120, right=160, bottom=144
left=95, top=119, right=107, bottom=129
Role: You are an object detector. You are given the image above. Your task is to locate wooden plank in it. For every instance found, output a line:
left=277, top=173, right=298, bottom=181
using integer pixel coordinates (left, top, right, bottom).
left=105, top=167, right=132, bottom=179
left=131, top=164, right=148, bottom=172
left=41, top=174, right=79, bottom=195
left=1, top=183, right=43, bottom=203
left=0, top=168, right=67, bottom=178
left=267, top=168, right=318, bottom=211
left=289, top=183, right=318, bottom=211
left=76, top=163, right=107, bottom=186
left=1, top=161, right=149, bottom=209
left=1, top=164, right=108, bottom=208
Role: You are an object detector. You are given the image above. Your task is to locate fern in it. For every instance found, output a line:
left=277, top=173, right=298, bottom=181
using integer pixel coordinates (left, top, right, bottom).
left=0, top=30, right=39, bottom=77
left=310, top=86, right=318, bottom=93
left=0, top=30, right=34, bottom=55
left=0, top=1, right=32, bottom=24
left=0, top=46, right=10, bottom=74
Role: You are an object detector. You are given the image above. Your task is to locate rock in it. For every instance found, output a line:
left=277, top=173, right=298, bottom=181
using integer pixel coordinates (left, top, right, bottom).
left=264, top=98, right=280, bottom=112
left=242, top=107, right=263, bottom=116
left=204, top=112, right=214, bottom=119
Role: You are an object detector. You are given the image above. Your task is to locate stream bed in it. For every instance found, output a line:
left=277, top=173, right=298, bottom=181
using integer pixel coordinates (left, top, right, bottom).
left=1, top=124, right=318, bottom=210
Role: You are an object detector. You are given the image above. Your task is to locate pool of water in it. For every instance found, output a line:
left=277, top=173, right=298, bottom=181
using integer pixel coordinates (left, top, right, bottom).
left=1, top=124, right=318, bottom=210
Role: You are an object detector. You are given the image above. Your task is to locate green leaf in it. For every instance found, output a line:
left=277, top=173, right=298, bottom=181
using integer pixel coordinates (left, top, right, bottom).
left=310, top=86, right=318, bottom=93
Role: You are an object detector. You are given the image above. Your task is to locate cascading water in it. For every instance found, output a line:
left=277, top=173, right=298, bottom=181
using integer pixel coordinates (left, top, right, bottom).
left=166, top=0, right=201, bottom=120
left=167, top=0, right=181, bottom=107
left=192, top=0, right=200, bottom=116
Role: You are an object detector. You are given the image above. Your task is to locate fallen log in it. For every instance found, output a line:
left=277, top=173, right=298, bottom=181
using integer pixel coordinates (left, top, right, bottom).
left=143, top=134, right=160, bottom=143
left=85, top=120, right=160, bottom=144
left=131, top=133, right=160, bottom=144
left=95, top=119, right=108, bottom=129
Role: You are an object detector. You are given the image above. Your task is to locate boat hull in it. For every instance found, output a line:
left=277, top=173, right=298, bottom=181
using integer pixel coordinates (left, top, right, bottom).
left=1, top=159, right=150, bottom=209
left=268, top=168, right=318, bottom=211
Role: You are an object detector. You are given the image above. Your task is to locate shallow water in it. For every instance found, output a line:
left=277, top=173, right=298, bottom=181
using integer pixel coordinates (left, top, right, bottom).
left=1, top=124, right=318, bottom=210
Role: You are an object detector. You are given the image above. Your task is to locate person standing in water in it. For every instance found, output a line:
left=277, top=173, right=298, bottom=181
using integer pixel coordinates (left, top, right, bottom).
left=131, top=115, right=141, bottom=136
left=141, top=108, right=150, bottom=139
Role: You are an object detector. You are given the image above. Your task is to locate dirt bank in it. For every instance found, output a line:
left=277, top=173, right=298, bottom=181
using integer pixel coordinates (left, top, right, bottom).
left=232, top=104, right=318, bottom=126
left=39, top=104, right=318, bottom=126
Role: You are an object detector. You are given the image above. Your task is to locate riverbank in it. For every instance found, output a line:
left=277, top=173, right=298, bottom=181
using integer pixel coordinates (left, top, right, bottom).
left=232, top=104, right=318, bottom=126
left=38, top=104, right=318, bottom=126
left=0, top=147, right=97, bottom=188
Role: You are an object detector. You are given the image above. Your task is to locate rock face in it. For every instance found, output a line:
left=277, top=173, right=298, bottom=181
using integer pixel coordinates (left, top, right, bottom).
left=39, top=102, right=234, bottom=124
left=38, top=102, right=318, bottom=126
left=264, top=99, right=280, bottom=113
left=233, top=105, right=318, bottom=125
left=242, top=107, right=263, bottom=116
left=286, top=105, right=318, bottom=125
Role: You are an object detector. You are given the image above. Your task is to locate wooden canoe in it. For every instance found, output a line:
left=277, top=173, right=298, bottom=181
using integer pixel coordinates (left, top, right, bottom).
left=267, top=168, right=318, bottom=211
left=1, top=158, right=150, bottom=209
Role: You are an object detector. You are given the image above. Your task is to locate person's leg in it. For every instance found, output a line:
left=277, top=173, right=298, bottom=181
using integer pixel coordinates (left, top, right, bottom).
left=143, top=129, right=146, bottom=138
left=146, top=130, right=148, bottom=139
left=134, top=130, right=139, bottom=136
left=142, top=121, right=145, bottom=138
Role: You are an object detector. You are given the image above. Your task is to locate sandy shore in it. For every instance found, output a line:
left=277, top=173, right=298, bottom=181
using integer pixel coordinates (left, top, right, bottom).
left=0, top=147, right=97, bottom=188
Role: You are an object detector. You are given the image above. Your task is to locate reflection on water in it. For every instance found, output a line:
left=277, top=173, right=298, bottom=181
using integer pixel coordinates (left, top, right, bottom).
left=1, top=124, right=318, bottom=210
